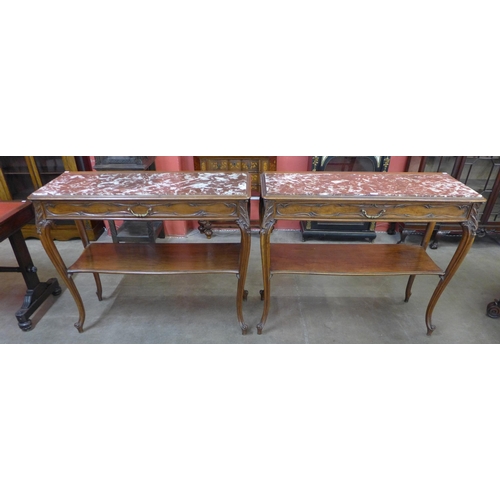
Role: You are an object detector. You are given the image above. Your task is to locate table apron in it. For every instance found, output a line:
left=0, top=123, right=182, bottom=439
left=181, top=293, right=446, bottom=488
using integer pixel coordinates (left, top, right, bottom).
left=33, top=200, right=247, bottom=221
left=268, top=201, right=474, bottom=222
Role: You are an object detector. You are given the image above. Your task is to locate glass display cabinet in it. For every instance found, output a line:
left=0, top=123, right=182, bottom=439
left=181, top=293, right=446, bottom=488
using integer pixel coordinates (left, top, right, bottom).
left=0, top=156, right=103, bottom=240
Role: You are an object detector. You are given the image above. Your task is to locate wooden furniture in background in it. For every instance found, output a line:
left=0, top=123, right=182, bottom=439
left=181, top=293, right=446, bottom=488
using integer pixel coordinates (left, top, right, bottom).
left=194, top=156, right=277, bottom=237
left=0, top=156, right=103, bottom=241
left=0, top=201, right=61, bottom=330
left=29, top=171, right=252, bottom=334
left=258, top=171, right=485, bottom=336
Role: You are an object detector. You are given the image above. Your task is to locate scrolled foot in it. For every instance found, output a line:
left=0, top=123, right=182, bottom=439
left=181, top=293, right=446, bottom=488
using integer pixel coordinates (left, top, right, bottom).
left=241, top=324, right=249, bottom=335
left=75, top=322, right=84, bottom=333
left=487, top=300, right=500, bottom=319
left=426, top=325, right=435, bottom=336
left=257, top=323, right=264, bottom=335
left=18, top=320, right=32, bottom=332
left=198, top=221, right=213, bottom=239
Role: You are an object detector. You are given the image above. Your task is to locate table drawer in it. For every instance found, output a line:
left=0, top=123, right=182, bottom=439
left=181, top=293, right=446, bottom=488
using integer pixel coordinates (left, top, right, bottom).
left=273, top=201, right=473, bottom=222
left=35, top=200, right=245, bottom=220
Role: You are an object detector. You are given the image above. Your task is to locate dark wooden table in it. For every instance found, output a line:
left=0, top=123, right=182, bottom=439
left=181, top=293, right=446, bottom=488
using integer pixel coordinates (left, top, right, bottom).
left=29, top=171, right=252, bottom=334
left=0, top=201, right=60, bottom=330
left=258, top=171, right=486, bottom=335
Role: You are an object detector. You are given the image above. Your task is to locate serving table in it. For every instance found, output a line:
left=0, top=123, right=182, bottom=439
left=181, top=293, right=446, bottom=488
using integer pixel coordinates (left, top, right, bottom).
left=0, top=201, right=61, bottom=330
left=29, top=171, right=252, bottom=333
left=258, top=172, right=486, bottom=335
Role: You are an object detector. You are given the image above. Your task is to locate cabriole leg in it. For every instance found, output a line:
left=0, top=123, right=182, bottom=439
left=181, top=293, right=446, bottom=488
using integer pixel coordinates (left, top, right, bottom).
left=425, top=219, right=476, bottom=335
left=39, top=221, right=86, bottom=332
left=75, top=220, right=102, bottom=301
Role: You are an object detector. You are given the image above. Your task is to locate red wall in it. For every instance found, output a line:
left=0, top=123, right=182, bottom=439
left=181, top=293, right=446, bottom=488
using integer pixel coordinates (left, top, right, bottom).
left=387, top=156, right=408, bottom=172
left=277, top=156, right=311, bottom=171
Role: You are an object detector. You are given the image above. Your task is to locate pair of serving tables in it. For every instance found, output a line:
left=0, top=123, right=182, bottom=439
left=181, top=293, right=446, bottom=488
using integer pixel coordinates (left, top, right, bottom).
left=28, top=170, right=485, bottom=335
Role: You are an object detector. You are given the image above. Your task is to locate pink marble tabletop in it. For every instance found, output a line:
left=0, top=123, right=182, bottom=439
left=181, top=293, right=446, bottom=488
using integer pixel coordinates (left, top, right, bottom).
left=262, top=172, right=485, bottom=200
left=29, top=171, right=251, bottom=200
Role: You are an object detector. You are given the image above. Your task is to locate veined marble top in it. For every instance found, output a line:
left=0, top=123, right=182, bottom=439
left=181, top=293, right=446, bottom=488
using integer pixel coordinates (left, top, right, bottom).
left=29, top=171, right=250, bottom=199
left=262, top=172, right=485, bottom=200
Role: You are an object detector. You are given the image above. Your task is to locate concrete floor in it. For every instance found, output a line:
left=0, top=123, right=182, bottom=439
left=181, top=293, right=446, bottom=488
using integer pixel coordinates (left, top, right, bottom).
left=1, top=228, right=499, bottom=343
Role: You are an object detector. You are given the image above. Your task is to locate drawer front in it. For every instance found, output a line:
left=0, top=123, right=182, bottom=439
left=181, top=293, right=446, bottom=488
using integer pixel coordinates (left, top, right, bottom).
left=273, top=201, right=473, bottom=222
left=36, top=200, right=245, bottom=221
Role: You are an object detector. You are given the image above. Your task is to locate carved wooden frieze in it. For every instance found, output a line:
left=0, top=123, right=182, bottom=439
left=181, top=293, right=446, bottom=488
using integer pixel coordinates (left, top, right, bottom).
left=236, top=200, right=251, bottom=232
left=273, top=202, right=472, bottom=222
left=462, top=203, right=481, bottom=236
left=39, top=201, right=242, bottom=220
left=260, top=200, right=277, bottom=234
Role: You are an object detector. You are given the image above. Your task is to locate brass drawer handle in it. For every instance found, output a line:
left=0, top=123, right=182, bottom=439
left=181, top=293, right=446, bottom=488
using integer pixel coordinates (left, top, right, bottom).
left=361, top=209, right=386, bottom=219
left=127, top=207, right=152, bottom=218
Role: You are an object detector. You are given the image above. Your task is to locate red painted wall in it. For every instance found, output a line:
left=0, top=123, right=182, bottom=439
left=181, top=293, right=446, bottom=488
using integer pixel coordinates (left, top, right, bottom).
left=387, top=156, right=408, bottom=172
left=277, top=156, right=311, bottom=171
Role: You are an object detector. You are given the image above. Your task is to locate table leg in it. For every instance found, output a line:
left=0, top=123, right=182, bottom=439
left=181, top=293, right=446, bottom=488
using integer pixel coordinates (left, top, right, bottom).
left=108, top=220, right=119, bottom=243
left=39, top=220, right=86, bottom=333
left=236, top=223, right=251, bottom=334
left=8, top=230, right=61, bottom=331
left=235, top=200, right=251, bottom=334
left=425, top=215, right=477, bottom=335
left=405, top=222, right=436, bottom=302
left=257, top=200, right=276, bottom=335
left=257, top=226, right=273, bottom=335
left=75, top=220, right=102, bottom=301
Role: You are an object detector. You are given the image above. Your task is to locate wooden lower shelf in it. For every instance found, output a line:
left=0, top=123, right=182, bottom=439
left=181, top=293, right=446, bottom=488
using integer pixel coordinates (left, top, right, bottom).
left=270, top=244, right=444, bottom=276
left=68, top=243, right=242, bottom=275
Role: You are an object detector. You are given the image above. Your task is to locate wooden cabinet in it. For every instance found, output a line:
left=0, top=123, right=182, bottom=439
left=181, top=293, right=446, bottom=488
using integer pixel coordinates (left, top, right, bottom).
left=194, top=156, right=277, bottom=192
left=400, top=156, right=500, bottom=247
left=0, top=156, right=103, bottom=241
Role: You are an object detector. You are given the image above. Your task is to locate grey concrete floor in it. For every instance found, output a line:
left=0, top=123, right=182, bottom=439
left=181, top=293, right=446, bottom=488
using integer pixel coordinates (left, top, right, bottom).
left=1, top=228, right=499, bottom=343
